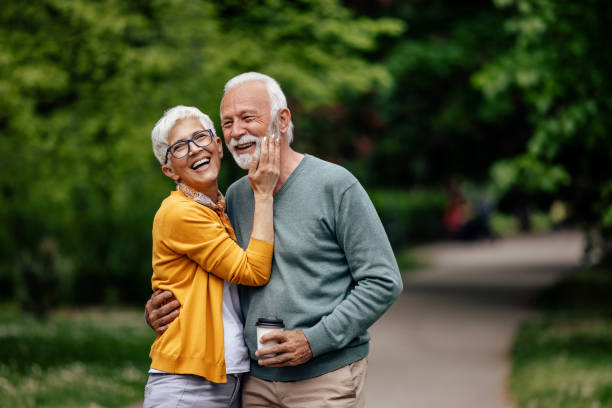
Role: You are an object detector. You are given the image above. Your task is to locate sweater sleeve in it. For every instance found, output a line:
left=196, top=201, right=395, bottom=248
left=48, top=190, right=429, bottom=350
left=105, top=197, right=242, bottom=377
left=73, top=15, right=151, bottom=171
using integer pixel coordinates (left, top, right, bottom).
left=161, top=200, right=273, bottom=286
left=302, top=182, right=403, bottom=357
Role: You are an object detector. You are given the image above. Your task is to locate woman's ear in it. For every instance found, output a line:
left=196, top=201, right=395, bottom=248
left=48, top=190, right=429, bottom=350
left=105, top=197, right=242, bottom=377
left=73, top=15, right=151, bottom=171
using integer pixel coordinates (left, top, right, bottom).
left=161, top=164, right=180, bottom=182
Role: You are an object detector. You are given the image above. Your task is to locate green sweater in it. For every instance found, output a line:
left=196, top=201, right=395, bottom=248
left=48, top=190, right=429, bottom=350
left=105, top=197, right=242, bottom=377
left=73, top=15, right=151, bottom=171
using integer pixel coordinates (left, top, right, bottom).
left=226, top=154, right=402, bottom=381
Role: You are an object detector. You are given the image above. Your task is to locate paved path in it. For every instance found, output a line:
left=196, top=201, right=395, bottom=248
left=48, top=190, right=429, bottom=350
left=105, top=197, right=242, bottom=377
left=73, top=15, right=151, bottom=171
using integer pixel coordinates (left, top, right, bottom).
left=365, top=230, right=583, bottom=408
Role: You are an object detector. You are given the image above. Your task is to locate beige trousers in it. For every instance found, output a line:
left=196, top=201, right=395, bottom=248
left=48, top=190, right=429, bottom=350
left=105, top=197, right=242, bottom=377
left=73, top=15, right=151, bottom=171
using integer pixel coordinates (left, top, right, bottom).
left=242, top=357, right=367, bottom=408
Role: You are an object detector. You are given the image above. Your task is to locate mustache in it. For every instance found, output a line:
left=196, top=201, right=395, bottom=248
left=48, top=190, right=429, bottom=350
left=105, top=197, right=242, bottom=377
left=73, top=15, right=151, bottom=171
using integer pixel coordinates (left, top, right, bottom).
left=229, top=134, right=260, bottom=148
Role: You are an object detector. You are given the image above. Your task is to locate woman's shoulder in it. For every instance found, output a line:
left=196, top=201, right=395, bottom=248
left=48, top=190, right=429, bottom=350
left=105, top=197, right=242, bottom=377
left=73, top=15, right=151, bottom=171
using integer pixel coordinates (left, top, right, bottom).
left=156, top=191, right=215, bottom=223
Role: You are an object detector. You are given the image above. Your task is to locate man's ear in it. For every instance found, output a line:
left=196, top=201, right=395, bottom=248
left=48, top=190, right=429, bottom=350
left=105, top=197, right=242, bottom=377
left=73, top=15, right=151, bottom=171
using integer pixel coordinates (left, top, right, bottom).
left=277, top=108, right=291, bottom=136
left=161, top=164, right=179, bottom=182
left=215, top=137, right=223, bottom=159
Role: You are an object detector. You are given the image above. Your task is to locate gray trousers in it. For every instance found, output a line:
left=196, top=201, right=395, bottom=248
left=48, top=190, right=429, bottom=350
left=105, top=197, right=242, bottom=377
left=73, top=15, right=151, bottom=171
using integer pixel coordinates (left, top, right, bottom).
left=143, top=372, right=243, bottom=408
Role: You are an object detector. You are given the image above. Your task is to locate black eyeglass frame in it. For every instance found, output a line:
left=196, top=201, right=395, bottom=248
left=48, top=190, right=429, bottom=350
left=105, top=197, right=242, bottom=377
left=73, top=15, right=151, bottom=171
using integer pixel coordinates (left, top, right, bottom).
left=164, top=129, right=215, bottom=164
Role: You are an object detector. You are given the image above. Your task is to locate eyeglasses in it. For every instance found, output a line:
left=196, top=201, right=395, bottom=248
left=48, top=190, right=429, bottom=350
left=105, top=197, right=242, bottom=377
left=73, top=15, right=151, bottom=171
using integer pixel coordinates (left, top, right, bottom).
left=165, top=129, right=215, bottom=164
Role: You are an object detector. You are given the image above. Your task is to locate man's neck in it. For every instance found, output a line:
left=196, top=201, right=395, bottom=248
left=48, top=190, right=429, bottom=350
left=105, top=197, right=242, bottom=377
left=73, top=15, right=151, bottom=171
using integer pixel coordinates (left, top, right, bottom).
left=275, top=147, right=304, bottom=194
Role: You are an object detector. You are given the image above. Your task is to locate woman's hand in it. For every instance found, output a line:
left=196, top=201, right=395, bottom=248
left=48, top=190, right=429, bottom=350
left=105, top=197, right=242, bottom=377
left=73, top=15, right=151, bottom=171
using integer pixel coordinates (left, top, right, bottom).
left=248, top=135, right=280, bottom=198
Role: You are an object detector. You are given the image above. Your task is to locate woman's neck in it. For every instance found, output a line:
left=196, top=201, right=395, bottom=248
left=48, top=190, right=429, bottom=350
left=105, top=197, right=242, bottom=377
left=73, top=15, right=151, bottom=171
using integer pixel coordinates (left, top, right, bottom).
left=200, top=185, right=219, bottom=201
left=178, top=182, right=220, bottom=204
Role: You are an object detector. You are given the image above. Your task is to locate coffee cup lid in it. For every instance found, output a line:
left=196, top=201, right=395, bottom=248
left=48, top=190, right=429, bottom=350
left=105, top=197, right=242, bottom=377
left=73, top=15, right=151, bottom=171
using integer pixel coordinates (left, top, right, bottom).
left=256, top=316, right=285, bottom=328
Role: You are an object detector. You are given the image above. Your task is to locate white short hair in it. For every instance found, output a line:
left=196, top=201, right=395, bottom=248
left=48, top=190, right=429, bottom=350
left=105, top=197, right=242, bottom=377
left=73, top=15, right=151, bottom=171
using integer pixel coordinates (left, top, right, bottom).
left=223, top=72, right=295, bottom=144
left=151, top=105, right=216, bottom=165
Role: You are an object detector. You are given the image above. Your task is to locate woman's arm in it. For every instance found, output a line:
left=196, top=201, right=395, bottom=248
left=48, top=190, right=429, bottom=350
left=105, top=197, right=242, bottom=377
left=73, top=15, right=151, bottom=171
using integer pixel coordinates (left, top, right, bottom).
left=156, top=136, right=279, bottom=286
left=247, top=135, right=280, bottom=243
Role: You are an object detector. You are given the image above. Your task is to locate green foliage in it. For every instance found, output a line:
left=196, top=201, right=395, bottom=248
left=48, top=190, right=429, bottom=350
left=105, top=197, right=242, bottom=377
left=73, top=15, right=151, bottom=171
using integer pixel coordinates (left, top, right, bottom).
left=474, top=0, right=612, bottom=242
left=215, top=0, right=404, bottom=107
left=601, top=181, right=612, bottom=229
left=510, top=266, right=612, bottom=407
left=0, top=0, right=404, bottom=305
left=490, top=154, right=570, bottom=195
left=346, top=0, right=611, bottom=245
left=489, top=212, right=519, bottom=236
left=489, top=211, right=553, bottom=236
left=369, top=189, right=446, bottom=249
left=3, top=0, right=610, bottom=307
left=0, top=306, right=155, bottom=407
left=529, top=212, right=553, bottom=233
left=340, top=1, right=529, bottom=188
left=395, top=247, right=427, bottom=273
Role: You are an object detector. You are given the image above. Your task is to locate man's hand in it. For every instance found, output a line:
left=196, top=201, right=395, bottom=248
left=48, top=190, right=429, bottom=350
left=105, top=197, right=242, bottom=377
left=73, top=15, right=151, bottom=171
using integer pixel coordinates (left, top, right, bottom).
left=255, top=329, right=313, bottom=367
left=145, top=289, right=180, bottom=335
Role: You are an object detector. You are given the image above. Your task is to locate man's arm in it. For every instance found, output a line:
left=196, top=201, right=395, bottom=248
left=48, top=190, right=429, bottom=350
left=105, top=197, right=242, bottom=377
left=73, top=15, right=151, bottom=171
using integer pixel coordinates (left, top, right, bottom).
left=145, top=289, right=180, bottom=335
left=302, top=181, right=403, bottom=357
left=258, top=180, right=403, bottom=366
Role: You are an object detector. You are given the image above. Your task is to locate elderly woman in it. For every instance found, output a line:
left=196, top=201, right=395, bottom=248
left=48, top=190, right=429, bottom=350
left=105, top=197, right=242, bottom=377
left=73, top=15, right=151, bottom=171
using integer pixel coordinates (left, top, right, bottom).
left=144, top=105, right=279, bottom=408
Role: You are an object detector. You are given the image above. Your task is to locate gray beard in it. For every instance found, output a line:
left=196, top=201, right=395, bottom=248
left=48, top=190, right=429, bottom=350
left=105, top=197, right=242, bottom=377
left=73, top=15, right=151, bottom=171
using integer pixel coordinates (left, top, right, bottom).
left=232, top=151, right=258, bottom=169
left=229, top=135, right=261, bottom=170
left=229, top=119, right=277, bottom=170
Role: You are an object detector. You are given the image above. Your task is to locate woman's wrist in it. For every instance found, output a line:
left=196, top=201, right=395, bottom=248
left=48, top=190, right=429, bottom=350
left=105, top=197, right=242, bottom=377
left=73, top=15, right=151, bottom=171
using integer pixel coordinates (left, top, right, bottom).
left=253, top=193, right=274, bottom=202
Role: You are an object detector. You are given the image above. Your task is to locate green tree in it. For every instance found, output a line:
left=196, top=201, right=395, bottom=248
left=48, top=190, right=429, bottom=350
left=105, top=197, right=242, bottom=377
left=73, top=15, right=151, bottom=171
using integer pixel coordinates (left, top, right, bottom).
left=303, top=1, right=531, bottom=188
left=473, top=0, right=612, bottom=259
left=0, top=0, right=404, bottom=307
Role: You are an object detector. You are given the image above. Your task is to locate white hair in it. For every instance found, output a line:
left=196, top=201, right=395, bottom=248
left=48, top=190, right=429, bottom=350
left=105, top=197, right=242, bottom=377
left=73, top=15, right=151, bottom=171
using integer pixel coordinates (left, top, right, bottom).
left=151, top=105, right=216, bottom=165
left=223, top=72, right=295, bottom=144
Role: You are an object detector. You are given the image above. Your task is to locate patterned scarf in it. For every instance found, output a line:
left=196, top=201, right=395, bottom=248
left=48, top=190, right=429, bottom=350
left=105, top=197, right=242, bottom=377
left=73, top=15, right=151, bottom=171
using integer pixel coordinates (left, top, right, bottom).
left=177, top=182, right=225, bottom=212
left=176, top=182, right=236, bottom=241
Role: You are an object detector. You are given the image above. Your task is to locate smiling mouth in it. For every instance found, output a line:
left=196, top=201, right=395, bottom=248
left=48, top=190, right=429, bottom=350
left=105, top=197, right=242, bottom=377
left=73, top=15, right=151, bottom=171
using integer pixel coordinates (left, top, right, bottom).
left=235, top=142, right=255, bottom=152
left=192, top=158, right=211, bottom=170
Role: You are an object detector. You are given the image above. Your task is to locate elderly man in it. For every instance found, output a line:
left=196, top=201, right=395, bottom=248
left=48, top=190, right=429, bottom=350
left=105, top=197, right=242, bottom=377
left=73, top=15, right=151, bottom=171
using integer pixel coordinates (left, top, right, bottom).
left=146, top=72, right=403, bottom=407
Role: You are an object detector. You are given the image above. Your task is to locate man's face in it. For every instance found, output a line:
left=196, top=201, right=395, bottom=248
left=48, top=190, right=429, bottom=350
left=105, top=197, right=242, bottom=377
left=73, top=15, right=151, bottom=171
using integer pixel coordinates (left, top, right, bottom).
left=162, top=117, right=223, bottom=192
left=220, top=81, right=272, bottom=169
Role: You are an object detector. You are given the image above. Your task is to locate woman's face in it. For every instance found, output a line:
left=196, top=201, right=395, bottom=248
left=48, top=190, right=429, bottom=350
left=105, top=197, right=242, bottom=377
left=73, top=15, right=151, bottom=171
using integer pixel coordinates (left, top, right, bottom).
left=162, top=117, right=223, bottom=194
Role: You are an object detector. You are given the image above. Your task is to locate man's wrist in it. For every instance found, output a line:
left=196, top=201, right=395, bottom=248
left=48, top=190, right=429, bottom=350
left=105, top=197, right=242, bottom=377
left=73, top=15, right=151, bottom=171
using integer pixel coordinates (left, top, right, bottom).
left=302, top=324, right=333, bottom=357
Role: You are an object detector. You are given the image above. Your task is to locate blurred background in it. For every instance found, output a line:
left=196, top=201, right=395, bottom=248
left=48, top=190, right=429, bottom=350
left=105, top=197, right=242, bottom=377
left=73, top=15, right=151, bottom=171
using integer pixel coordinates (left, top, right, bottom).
left=0, top=0, right=610, bottom=407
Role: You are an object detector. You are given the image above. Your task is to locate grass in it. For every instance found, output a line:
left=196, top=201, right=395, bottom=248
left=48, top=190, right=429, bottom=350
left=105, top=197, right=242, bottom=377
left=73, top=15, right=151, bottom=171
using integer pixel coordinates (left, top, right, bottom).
left=0, top=304, right=155, bottom=408
left=510, top=266, right=612, bottom=408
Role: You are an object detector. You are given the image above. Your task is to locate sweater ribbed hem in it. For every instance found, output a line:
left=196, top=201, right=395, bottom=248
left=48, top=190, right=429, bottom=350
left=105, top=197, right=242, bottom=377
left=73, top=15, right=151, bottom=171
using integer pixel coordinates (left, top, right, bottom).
left=150, top=350, right=227, bottom=384
left=249, top=342, right=368, bottom=382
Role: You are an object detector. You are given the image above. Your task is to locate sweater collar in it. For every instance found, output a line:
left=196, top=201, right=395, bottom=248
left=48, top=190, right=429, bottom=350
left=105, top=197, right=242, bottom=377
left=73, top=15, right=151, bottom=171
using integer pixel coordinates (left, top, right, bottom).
left=177, top=182, right=226, bottom=212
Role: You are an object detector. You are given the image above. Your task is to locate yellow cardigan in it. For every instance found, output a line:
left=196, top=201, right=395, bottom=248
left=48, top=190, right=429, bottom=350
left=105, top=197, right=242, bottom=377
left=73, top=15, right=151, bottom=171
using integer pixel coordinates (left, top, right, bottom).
left=149, top=190, right=273, bottom=383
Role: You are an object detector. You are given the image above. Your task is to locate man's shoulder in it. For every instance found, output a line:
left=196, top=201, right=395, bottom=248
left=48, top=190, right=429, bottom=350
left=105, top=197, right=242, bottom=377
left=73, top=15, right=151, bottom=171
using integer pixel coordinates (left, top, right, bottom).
left=226, top=175, right=251, bottom=198
left=303, top=154, right=358, bottom=187
left=306, top=154, right=357, bottom=181
left=225, top=175, right=252, bottom=215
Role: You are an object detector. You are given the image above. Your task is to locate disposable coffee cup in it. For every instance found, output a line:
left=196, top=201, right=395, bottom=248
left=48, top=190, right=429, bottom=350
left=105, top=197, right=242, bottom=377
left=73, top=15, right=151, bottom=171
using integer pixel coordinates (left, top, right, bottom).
left=256, top=317, right=284, bottom=358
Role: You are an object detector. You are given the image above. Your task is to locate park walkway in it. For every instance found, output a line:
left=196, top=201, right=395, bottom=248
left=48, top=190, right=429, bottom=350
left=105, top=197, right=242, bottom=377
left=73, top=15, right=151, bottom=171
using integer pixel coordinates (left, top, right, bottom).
left=365, top=230, right=583, bottom=407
